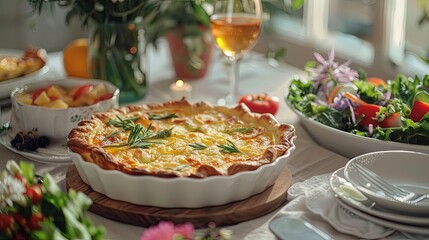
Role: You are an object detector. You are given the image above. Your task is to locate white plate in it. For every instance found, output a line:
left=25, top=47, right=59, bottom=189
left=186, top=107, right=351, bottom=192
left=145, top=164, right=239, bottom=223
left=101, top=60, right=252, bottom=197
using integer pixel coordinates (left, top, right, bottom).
left=344, top=151, right=429, bottom=216
left=0, top=48, right=49, bottom=99
left=330, top=167, right=429, bottom=226
left=284, top=98, right=429, bottom=159
left=336, top=197, right=429, bottom=235
left=0, top=122, right=70, bottom=164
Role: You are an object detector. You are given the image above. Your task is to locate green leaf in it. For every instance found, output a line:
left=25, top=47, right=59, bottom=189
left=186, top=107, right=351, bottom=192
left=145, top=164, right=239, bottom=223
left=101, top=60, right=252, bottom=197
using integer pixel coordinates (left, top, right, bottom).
left=217, top=140, right=241, bottom=153
left=316, top=109, right=345, bottom=130
left=185, top=122, right=202, bottom=132
left=19, top=161, right=34, bottom=184
left=147, top=128, right=173, bottom=139
left=190, top=0, right=210, bottom=26
left=104, top=123, right=172, bottom=149
left=189, top=142, right=207, bottom=150
left=107, top=115, right=140, bottom=130
left=149, top=113, right=179, bottom=120
left=63, top=207, right=91, bottom=240
left=291, top=0, right=305, bottom=10
left=103, top=130, right=120, bottom=141
left=224, top=127, right=254, bottom=134
left=389, top=74, right=422, bottom=106
left=354, top=80, right=385, bottom=104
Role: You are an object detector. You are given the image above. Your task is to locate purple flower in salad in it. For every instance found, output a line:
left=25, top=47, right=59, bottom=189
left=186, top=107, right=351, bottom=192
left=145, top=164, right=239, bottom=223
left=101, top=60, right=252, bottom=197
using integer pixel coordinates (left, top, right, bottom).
left=307, top=48, right=359, bottom=99
left=331, top=94, right=357, bottom=112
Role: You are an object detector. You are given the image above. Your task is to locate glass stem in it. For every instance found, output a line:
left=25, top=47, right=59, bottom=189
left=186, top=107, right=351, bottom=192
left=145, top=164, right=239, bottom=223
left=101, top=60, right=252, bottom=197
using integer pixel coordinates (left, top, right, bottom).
left=227, top=57, right=239, bottom=103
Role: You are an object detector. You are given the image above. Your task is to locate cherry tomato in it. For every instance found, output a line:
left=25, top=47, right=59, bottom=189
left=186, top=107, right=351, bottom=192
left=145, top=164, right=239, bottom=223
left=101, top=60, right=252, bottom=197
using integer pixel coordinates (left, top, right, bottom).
left=73, top=84, right=93, bottom=100
left=28, top=213, right=44, bottom=230
left=238, top=94, right=280, bottom=115
left=354, top=104, right=380, bottom=127
left=25, top=185, right=43, bottom=205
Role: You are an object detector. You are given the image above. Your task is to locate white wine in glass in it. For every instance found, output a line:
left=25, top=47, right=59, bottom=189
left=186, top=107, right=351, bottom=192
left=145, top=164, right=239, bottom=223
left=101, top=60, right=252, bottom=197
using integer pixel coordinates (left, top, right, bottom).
left=210, top=0, right=262, bottom=105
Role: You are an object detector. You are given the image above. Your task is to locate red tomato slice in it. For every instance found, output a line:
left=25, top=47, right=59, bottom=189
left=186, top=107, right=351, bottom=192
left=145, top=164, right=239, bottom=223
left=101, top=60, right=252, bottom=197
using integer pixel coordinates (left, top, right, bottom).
left=409, top=100, right=429, bottom=122
left=238, top=94, right=279, bottom=115
left=354, top=104, right=380, bottom=127
left=379, top=112, right=401, bottom=128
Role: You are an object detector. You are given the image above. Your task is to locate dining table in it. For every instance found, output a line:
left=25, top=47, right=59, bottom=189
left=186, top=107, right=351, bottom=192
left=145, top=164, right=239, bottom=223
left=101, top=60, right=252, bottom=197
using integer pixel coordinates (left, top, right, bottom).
left=0, top=40, right=422, bottom=240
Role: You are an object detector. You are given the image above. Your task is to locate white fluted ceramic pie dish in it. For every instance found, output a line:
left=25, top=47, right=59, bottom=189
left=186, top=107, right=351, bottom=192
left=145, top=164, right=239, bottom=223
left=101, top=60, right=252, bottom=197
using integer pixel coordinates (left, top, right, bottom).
left=69, top=142, right=295, bottom=208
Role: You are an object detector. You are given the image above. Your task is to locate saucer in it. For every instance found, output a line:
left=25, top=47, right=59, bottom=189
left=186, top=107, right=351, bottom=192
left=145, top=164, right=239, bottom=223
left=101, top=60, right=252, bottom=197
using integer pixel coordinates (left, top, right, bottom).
left=336, top=197, right=429, bottom=235
left=0, top=123, right=71, bottom=164
left=330, top=167, right=429, bottom=227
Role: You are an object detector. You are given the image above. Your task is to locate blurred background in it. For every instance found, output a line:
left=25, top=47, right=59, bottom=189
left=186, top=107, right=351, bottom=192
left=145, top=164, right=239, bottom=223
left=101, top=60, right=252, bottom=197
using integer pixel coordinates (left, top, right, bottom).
left=1, top=0, right=429, bottom=81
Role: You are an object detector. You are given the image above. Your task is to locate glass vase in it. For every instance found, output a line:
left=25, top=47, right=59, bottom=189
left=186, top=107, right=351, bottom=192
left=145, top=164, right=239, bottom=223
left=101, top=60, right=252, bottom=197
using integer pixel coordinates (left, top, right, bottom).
left=88, top=18, right=147, bottom=103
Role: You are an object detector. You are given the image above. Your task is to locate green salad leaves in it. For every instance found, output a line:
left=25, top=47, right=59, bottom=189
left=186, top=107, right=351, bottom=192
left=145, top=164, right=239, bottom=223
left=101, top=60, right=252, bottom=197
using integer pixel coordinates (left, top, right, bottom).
left=287, top=49, right=429, bottom=145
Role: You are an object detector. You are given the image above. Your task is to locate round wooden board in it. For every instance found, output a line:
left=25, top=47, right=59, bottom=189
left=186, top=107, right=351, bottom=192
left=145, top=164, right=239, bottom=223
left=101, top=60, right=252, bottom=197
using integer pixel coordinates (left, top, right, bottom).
left=66, top=165, right=292, bottom=228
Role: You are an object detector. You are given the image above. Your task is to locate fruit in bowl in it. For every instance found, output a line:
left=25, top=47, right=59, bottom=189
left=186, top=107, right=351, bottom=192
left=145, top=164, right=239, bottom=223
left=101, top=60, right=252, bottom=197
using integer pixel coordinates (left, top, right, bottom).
left=10, top=78, right=119, bottom=140
left=15, top=83, right=112, bottom=109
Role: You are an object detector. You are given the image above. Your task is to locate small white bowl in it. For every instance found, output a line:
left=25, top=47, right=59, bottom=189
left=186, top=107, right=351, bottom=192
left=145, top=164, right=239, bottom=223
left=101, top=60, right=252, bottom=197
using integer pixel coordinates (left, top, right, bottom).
left=10, top=78, right=119, bottom=140
left=69, top=142, right=296, bottom=208
left=344, top=150, right=429, bottom=216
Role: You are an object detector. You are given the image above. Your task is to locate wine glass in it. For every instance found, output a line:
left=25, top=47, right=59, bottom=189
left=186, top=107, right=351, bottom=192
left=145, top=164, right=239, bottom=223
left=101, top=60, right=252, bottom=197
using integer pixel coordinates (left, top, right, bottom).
left=210, top=0, right=263, bottom=106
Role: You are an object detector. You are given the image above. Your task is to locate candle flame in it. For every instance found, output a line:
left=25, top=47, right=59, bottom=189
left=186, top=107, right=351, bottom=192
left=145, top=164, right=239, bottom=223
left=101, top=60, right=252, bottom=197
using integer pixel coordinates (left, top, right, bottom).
left=175, top=80, right=185, bottom=88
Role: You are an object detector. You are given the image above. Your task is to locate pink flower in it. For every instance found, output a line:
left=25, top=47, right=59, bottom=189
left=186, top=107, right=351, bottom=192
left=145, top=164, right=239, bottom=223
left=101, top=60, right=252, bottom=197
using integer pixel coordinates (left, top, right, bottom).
left=140, top=221, right=194, bottom=240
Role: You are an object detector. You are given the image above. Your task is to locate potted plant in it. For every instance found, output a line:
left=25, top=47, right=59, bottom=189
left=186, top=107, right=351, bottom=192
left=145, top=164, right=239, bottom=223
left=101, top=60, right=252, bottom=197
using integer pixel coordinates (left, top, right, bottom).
left=26, top=0, right=166, bottom=103
left=159, top=0, right=214, bottom=79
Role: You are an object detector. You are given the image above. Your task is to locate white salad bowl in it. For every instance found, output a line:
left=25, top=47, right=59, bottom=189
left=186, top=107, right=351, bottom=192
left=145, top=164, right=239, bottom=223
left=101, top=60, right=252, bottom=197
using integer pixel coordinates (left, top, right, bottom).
left=285, top=99, right=429, bottom=158
left=10, top=78, right=119, bottom=140
left=68, top=141, right=296, bottom=208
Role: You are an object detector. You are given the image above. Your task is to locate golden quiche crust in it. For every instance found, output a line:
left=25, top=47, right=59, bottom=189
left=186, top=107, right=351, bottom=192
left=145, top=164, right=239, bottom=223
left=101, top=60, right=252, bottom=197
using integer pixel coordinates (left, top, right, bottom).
left=67, top=99, right=296, bottom=178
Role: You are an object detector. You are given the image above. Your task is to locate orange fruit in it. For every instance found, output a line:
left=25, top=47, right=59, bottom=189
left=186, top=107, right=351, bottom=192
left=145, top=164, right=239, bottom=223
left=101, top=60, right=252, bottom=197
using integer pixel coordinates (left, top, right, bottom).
left=63, top=38, right=90, bottom=78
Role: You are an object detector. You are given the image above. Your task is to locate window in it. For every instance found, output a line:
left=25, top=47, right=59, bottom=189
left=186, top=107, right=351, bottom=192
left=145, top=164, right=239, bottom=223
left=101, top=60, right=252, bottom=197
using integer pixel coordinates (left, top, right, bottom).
left=258, top=0, right=429, bottom=80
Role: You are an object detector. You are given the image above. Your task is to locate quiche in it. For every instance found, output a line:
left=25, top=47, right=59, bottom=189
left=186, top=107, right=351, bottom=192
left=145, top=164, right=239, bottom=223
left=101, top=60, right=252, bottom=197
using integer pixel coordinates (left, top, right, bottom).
left=67, top=99, right=296, bottom=178
left=0, top=47, right=46, bottom=81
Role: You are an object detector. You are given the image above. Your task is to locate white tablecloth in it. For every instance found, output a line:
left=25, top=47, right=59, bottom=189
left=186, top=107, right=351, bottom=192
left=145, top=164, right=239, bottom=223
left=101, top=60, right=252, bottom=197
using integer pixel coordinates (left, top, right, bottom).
left=0, top=41, right=368, bottom=240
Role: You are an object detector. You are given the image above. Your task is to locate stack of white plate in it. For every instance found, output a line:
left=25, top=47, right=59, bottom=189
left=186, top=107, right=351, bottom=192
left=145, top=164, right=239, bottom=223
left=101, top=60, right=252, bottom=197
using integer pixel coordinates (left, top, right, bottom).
left=329, top=150, right=429, bottom=235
